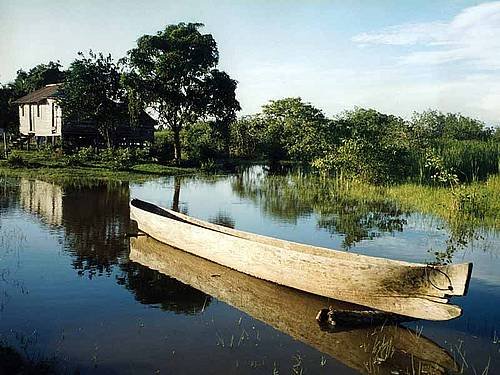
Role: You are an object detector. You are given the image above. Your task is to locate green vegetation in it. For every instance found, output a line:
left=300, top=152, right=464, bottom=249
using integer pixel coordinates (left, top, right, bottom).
left=123, top=22, right=240, bottom=163
left=1, top=22, right=497, bottom=184
left=59, top=51, right=125, bottom=148
left=232, top=170, right=498, bottom=259
left=227, top=103, right=498, bottom=184
left=0, top=149, right=194, bottom=182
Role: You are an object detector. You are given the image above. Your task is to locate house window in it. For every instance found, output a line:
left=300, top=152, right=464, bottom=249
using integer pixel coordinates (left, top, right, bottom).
left=37, top=104, right=40, bottom=117
left=22, top=105, right=25, bottom=116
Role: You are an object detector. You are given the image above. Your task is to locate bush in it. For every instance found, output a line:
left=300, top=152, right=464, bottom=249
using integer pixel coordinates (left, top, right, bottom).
left=182, top=122, right=220, bottom=162
left=76, top=146, right=96, bottom=162
left=98, top=147, right=134, bottom=170
left=64, top=154, right=84, bottom=167
left=152, top=130, right=174, bottom=162
left=423, top=150, right=459, bottom=186
left=451, top=186, right=487, bottom=219
left=6, top=152, right=27, bottom=167
left=436, top=140, right=499, bottom=181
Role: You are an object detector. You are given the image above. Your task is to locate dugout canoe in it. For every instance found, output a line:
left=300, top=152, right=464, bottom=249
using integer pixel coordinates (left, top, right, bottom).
left=129, top=235, right=459, bottom=375
left=130, top=198, right=473, bottom=321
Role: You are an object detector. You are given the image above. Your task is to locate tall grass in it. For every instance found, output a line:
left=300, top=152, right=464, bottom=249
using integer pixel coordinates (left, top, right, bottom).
left=435, top=140, right=499, bottom=182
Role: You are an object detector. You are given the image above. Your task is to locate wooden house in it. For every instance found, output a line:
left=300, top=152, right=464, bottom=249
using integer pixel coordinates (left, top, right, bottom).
left=13, top=84, right=155, bottom=147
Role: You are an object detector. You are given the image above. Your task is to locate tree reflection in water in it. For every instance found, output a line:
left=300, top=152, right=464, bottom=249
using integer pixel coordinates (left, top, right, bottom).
left=232, top=170, right=409, bottom=250
left=14, top=177, right=212, bottom=315
left=231, top=167, right=484, bottom=263
left=117, top=262, right=211, bottom=314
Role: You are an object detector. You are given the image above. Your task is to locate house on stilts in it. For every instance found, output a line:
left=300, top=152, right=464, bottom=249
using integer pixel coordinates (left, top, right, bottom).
left=13, top=83, right=155, bottom=148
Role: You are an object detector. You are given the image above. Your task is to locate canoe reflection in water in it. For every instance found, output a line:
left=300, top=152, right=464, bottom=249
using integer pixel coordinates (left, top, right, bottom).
left=129, top=235, right=460, bottom=375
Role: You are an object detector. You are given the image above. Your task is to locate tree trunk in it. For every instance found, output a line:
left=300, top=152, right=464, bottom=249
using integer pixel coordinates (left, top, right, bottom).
left=172, top=176, right=181, bottom=212
left=173, top=128, right=181, bottom=165
left=106, top=128, right=111, bottom=149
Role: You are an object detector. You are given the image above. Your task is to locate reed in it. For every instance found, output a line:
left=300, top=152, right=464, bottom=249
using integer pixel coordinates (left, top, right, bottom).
left=435, top=140, right=499, bottom=182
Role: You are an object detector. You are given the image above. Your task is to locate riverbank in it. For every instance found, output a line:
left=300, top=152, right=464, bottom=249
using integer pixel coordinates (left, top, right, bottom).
left=0, top=150, right=197, bottom=181
left=1, top=151, right=498, bottom=230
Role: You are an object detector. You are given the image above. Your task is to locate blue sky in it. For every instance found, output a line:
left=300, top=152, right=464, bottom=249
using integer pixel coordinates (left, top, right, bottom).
left=1, top=0, right=499, bottom=125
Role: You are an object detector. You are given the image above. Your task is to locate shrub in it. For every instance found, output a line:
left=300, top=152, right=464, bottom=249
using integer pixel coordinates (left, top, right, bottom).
left=423, top=150, right=459, bottom=186
left=64, top=153, right=84, bottom=167
left=6, top=152, right=26, bottom=167
left=98, top=147, right=134, bottom=170
left=152, top=130, right=174, bottom=162
left=76, top=146, right=96, bottom=162
left=436, top=140, right=499, bottom=181
left=200, top=158, right=217, bottom=172
left=182, top=122, right=219, bottom=162
left=451, top=186, right=487, bottom=220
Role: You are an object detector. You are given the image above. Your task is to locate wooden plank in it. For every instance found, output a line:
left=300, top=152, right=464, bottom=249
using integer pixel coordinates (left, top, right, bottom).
left=130, top=199, right=472, bottom=320
left=130, top=235, right=459, bottom=375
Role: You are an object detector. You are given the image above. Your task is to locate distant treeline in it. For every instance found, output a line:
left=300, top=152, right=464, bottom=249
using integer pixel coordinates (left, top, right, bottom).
left=0, top=22, right=499, bottom=184
left=154, top=97, right=499, bottom=183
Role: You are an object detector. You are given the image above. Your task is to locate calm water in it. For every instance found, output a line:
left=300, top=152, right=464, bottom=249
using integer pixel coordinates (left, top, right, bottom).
left=1, top=166, right=499, bottom=374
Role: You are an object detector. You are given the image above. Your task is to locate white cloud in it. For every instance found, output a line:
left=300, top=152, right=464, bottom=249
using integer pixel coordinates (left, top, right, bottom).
left=352, top=1, right=500, bottom=69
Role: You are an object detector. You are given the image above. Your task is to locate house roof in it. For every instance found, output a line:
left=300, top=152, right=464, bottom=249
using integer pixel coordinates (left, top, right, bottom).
left=13, top=83, right=63, bottom=104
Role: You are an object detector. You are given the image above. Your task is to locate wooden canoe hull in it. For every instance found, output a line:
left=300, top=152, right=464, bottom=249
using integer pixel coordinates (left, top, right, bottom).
left=129, top=235, right=459, bottom=375
left=130, top=199, right=472, bottom=321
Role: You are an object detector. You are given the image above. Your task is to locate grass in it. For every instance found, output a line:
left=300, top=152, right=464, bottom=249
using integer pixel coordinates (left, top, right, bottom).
left=0, top=150, right=196, bottom=182
left=324, top=175, right=500, bottom=230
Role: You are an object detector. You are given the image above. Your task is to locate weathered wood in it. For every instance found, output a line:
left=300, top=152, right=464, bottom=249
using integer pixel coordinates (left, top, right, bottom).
left=130, top=199, right=473, bottom=321
left=129, top=236, right=459, bottom=375
left=316, top=307, right=411, bottom=328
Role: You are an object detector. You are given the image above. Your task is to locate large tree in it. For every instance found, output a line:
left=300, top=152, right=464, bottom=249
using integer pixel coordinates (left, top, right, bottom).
left=59, top=51, right=124, bottom=147
left=0, top=85, right=18, bottom=133
left=123, top=22, right=239, bottom=163
left=203, top=69, right=240, bottom=156
left=259, top=97, right=333, bottom=162
left=13, top=61, right=65, bottom=95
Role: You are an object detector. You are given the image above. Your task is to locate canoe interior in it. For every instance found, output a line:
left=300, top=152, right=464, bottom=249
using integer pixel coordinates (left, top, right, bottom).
left=130, top=199, right=473, bottom=321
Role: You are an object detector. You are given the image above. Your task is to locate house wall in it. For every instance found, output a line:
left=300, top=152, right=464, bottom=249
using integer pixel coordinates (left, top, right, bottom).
left=19, top=179, right=63, bottom=226
left=18, top=99, right=62, bottom=137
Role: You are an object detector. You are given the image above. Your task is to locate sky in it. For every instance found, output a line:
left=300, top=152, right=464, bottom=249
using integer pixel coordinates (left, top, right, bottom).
left=1, top=0, right=499, bottom=126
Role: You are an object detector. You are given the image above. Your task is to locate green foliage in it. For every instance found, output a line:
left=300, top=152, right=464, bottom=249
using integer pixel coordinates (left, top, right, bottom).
left=435, top=139, right=499, bottom=181
left=59, top=51, right=125, bottom=147
left=76, top=146, right=96, bottom=162
left=64, top=153, right=84, bottom=167
left=410, top=109, right=492, bottom=147
left=260, top=98, right=333, bottom=162
left=181, top=121, right=219, bottom=162
left=6, top=152, right=27, bottom=168
left=152, top=130, right=174, bottom=162
left=98, top=148, right=134, bottom=170
left=313, top=108, right=413, bottom=183
left=423, top=150, right=459, bottom=186
left=14, top=61, right=65, bottom=94
left=123, top=23, right=239, bottom=163
left=229, top=115, right=265, bottom=159
left=0, top=85, right=18, bottom=133
left=451, top=185, right=487, bottom=220
left=200, top=158, right=217, bottom=172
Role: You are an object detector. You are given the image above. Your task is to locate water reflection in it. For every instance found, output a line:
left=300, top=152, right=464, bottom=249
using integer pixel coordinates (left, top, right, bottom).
left=117, top=262, right=211, bottom=314
left=130, top=235, right=459, bottom=375
left=231, top=170, right=409, bottom=249
left=1, top=171, right=497, bottom=373
left=61, top=180, right=130, bottom=277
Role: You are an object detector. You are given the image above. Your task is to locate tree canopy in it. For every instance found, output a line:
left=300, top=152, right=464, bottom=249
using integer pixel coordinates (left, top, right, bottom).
left=260, top=97, right=333, bottom=162
left=59, top=51, right=124, bottom=147
left=123, top=22, right=239, bottom=163
left=13, top=61, right=65, bottom=96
